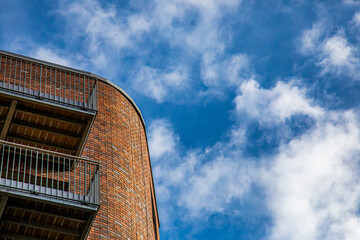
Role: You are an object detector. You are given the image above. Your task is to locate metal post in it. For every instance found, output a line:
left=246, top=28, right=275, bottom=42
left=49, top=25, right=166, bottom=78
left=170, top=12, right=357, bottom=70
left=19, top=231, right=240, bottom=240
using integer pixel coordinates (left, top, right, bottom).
left=34, top=150, right=38, bottom=192
left=84, top=162, right=87, bottom=202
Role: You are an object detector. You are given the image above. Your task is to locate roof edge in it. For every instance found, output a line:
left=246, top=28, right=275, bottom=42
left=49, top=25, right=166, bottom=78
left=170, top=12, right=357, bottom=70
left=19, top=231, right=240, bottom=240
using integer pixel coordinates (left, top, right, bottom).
left=91, top=75, right=147, bottom=128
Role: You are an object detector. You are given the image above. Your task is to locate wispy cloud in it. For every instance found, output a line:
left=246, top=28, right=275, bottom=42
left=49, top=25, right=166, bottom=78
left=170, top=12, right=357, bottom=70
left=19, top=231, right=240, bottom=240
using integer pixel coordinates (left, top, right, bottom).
left=132, top=66, right=189, bottom=102
left=56, top=0, right=247, bottom=101
left=32, top=47, right=72, bottom=67
left=299, top=19, right=360, bottom=78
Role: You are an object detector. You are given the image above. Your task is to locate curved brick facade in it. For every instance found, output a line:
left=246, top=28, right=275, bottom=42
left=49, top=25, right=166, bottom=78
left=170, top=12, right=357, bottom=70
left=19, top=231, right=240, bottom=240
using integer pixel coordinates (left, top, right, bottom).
left=82, top=80, right=160, bottom=239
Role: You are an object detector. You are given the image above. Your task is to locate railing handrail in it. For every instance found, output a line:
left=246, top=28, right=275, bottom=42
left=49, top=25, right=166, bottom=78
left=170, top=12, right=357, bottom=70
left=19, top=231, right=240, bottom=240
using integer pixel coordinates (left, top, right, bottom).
left=0, top=140, right=99, bottom=164
left=0, top=50, right=95, bottom=79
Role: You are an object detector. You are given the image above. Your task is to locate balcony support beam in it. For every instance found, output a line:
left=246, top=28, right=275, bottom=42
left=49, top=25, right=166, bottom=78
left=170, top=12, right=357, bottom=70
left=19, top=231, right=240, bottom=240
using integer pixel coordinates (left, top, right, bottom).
left=7, top=133, right=76, bottom=154
left=3, top=219, right=81, bottom=237
left=7, top=205, right=86, bottom=223
left=76, top=116, right=94, bottom=156
left=0, top=100, right=17, bottom=140
left=16, top=106, right=87, bottom=126
left=0, top=233, right=39, bottom=240
left=11, top=120, right=80, bottom=140
left=0, top=195, right=8, bottom=220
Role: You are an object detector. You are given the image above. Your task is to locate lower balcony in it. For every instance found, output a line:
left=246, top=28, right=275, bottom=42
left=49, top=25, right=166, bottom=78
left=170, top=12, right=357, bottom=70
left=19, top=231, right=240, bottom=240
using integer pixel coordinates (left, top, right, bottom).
left=0, top=140, right=100, bottom=239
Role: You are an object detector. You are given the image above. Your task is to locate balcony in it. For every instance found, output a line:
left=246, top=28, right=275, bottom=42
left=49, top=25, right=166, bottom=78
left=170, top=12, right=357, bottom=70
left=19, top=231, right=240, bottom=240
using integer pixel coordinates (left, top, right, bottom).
left=0, top=50, right=98, bottom=156
left=0, top=50, right=97, bottom=112
left=0, top=140, right=100, bottom=239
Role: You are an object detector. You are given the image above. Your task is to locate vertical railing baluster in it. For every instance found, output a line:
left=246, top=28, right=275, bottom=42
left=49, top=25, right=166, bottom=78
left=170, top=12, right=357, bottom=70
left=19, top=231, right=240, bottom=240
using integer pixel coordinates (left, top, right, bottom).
left=34, top=150, right=38, bottom=192
left=97, top=167, right=100, bottom=204
left=23, top=149, right=27, bottom=185
left=44, top=67, right=48, bottom=98
left=57, top=155, right=60, bottom=197
left=87, top=77, right=89, bottom=107
left=78, top=74, right=80, bottom=105
left=19, top=60, right=22, bottom=91
left=64, top=71, right=67, bottom=100
left=2, top=57, right=6, bottom=84
left=50, top=68, right=53, bottom=98
left=83, top=75, right=85, bottom=107
left=24, top=61, right=27, bottom=91
left=63, top=156, right=65, bottom=198
left=89, top=163, right=93, bottom=202
left=0, top=144, right=4, bottom=180
left=28, top=150, right=32, bottom=190
left=46, top=154, right=49, bottom=190
left=59, top=71, right=62, bottom=101
left=29, top=63, right=32, bottom=94
left=68, top=157, right=71, bottom=199
left=84, top=161, right=87, bottom=202
left=17, top=148, right=21, bottom=186
left=6, top=145, right=11, bottom=185
left=39, top=65, right=42, bottom=97
left=52, top=155, right=54, bottom=193
left=11, top=146, right=16, bottom=187
left=40, top=152, right=43, bottom=193
left=74, top=159, right=76, bottom=200
left=8, top=57, right=12, bottom=88
left=0, top=144, right=6, bottom=184
left=79, top=161, right=81, bottom=201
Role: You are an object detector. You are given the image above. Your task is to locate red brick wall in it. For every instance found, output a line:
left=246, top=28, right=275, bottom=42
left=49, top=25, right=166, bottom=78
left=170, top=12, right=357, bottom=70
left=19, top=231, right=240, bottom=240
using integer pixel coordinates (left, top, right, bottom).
left=82, top=80, right=160, bottom=239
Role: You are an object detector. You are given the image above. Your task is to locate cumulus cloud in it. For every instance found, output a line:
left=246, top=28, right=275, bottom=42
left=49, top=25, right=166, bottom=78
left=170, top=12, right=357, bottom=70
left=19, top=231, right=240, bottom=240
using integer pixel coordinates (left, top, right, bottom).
left=299, top=21, right=360, bottom=77
left=149, top=119, right=179, bottom=159
left=319, top=35, right=358, bottom=75
left=264, top=111, right=360, bottom=240
left=235, top=79, right=324, bottom=123
left=132, top=66, right=189, bottom=102
left=152, top=78, right=360, bottom=240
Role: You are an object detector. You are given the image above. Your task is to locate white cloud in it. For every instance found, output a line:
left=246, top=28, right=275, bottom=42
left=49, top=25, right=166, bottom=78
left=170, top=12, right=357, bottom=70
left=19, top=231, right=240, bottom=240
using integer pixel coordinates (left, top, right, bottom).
left=235, top=79, right=324, bottom=123
left=300, top=23, right=322, bottom=54
left=132, top=66, right=189, bottom=102
left=179, top=156, right=253, bottom=214
left=57, top=0, right=246, bottom=100
left=351, top=11, right=360, bottom=27
left=299, top=23, right=360, bottom=77
left=154, top=76, right=360, bottom=240
left=32, top=47, right=72, bottom=67
left=201, top=53, right=251, bottom=88
left=61, top=0, right=130, bottom=53
left=263, top=111, right=360, bottom=240
left=149, top=119, right=179, bottom=159
left=320, top=35, right=358, bottom=74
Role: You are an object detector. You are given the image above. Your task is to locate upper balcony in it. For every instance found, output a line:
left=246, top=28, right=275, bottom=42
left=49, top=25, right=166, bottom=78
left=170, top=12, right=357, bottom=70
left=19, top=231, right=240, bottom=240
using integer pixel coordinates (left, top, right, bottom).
left=0, top=50, right=98, bottom=156
left=0, top=50, right=97, bottom=113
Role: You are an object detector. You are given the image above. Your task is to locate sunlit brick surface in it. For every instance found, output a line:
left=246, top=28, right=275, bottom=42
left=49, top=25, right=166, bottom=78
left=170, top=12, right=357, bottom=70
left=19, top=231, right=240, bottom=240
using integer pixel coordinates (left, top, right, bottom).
left=82, top=80, right=160, bottom=240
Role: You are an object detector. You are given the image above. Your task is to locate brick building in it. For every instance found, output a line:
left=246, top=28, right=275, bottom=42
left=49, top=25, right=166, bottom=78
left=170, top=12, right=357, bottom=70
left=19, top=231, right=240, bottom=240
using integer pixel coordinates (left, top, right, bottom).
left=0, top=50, right=160, bottom=239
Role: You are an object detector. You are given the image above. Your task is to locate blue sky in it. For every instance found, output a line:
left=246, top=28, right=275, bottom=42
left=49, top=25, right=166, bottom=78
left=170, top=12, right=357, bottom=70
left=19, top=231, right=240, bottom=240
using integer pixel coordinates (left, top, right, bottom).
left=2, top=0, right=360, bottom=239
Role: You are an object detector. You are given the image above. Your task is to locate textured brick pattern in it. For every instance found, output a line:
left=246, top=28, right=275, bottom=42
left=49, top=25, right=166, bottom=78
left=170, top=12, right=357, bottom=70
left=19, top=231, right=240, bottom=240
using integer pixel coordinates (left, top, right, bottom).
left=82, top=81, right=160, bottom=240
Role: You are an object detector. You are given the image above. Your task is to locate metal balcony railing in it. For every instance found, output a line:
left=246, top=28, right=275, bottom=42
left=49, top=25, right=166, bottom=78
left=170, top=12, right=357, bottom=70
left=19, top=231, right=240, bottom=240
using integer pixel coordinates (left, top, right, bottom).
left=0, top=51, right=98, bottom=111
left=0, top=140, right=100, bottom=205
